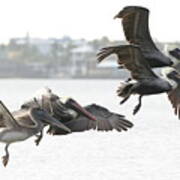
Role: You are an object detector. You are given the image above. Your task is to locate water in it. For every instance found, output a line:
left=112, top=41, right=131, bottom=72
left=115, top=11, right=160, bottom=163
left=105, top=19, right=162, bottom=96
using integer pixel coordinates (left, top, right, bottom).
left=0, top=79, right=180, bottom=179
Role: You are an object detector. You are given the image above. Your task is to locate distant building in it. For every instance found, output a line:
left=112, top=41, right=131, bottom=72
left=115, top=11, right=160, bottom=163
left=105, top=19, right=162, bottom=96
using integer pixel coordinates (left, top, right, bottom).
left=71, top=43, right=94, bottom=77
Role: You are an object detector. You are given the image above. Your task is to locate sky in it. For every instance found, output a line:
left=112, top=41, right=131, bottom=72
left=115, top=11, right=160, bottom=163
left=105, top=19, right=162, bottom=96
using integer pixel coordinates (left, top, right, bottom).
left=0, top=0, right=179, bottom=43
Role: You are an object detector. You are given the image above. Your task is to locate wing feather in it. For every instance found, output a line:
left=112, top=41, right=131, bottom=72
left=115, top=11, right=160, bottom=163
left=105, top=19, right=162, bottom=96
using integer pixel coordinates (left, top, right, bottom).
left=118, top=6, right=156, bottom=50
left=0, top=101, right=20, bottom=128
left=12, top=109, right=37, bottom=128
left=97, top=45, right=158, bottom=80
left=168, top=86, right=180, bottom=119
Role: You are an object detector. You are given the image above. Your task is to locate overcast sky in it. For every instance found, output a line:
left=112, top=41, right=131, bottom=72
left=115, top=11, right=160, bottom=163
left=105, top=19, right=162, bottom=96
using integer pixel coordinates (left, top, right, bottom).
left=0, top=0, right=179, bottom=43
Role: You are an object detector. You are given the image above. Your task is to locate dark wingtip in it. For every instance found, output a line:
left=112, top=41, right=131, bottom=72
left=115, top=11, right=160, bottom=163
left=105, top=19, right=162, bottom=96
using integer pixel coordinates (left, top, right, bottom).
left=121, top=119, right=134, bottom=128
left=114, top=118, right=134, bottom=132
left=96, top=47, right=113, bottom=63
left=115, top=6, right=149, bottom=19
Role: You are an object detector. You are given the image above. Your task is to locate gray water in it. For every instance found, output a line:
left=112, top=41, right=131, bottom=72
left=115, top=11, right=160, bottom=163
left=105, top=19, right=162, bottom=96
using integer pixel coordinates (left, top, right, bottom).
left=0, top=79, right=180, bottom=180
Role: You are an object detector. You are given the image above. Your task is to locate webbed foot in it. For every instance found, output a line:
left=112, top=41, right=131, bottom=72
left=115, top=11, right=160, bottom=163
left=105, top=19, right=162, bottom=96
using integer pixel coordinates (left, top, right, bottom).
left=133, top=104, right=141, bottom=115
left=2, top=155, right=9, bottom=167
left=133, top=95, right=142, bottom=115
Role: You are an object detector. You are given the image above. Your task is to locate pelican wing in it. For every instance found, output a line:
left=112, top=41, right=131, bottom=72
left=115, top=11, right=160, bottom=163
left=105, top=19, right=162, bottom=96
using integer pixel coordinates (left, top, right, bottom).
left=115, top=6, right=172, bottom=68
left=118, top=6, right=156, bottom=49
left=12, top=109, right=37, bottom=128
left=97, top=45, right=158, bottom=80
left=0, top=101, right=20, bottom=128
left=47, top=104, right=133, bottom=135
left=168, top=85, right=180, bottom=119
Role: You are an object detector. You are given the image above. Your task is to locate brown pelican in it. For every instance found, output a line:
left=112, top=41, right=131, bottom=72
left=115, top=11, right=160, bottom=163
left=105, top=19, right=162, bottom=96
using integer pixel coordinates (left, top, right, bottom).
left=0, top=100, right=71, bottom=167
left=21, top=88, right=97, bottom=123
left=113, top=6, right=173, bottom=68
left=97, top=45, right=180, bottom=116
left=21, top=88, right=133, bottom=135
left=47, top=102, right=134, bottom=135
left=12, top=97, right=71, bottom=146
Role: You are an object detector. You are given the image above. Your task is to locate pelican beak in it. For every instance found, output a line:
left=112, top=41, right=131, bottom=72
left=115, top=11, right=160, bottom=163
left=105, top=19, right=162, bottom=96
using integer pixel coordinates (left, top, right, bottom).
left=42, top=111, right=71, bottom=133
left=113, top=14, right=118, bottom=19
left=113, top=11, right=123, bottom=19
left=65, top=98, right=97, bottom=121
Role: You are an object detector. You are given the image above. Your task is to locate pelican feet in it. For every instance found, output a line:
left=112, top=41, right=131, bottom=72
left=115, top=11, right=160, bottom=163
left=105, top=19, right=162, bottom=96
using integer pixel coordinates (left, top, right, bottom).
left=35, top=137, right=40, bottom=146
left=133, top=95, right=143, bottom=115
left=35, top=130, right=43, bottom=146
left=2, top=154, right=9, bottom=167
left=133, top=104, right=141, bottom=115
left=35, top=134, right=42, bottom=146
left=120, top=96, right=130, bottom=105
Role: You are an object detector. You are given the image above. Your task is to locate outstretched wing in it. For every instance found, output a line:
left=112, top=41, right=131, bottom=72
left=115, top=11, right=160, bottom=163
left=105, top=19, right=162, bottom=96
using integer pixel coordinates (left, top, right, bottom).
left=97, top=45, right=158, bottom=80
left=47, top=104, right=133, bottom=135
left=119, top=6, right=158, bottom=53
left=0, top=101, right=20, bottom=128
left=116, top=6, right=171, bottom=66
left=168, top=85, right=180, bottom=119
left=117, top=6, right=155, bottom=49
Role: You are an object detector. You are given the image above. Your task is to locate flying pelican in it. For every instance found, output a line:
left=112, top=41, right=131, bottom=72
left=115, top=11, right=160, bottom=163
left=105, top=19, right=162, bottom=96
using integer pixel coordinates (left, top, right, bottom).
left=20, top=88, right=133, bottom=135
left=21, top=87, right=97, bottom=122
left=0, top=100, right=71, bottom=167
left=113, top=6, right=173, bottom=68
left=47, top=102, right=134, bottom=135
left=97, top=45, right=180, bottom=116
left=12, top=97, right=71, bottom=146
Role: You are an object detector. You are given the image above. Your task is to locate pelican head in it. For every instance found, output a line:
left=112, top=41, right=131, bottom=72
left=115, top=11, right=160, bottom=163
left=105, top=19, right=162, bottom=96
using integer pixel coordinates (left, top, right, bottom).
left=33, top=87, right=59, bottom=100
left=60, top=97, right=97, bottom=121
left=161, top=67, right=178, bottom=78
left=169, top=48, right=180, bottom=60
left=161, top=67, right=180, bottom=88
left=22, top=87, right=59, bottom=109
left=114, top=6, right=149, bottom=19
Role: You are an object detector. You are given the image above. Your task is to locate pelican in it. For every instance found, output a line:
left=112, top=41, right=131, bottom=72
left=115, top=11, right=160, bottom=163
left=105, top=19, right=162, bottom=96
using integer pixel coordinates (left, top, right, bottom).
left=47, top=102, right=134, bottom=135
left=12, top=97, right=71, bottom=146
left=20, top=88, right=133, bottom=135
left=112, top=6, right=173, bottom=68
left=0, top=100, right=71, bottom=167
left=21, top=88, right=97, bottom=123
left=97, top=45, right=180, bottom=116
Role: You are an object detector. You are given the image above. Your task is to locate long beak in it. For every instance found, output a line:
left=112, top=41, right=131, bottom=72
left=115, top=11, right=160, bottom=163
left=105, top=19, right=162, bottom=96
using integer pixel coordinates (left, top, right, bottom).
left=113, top=14, right=118, bottom=19
left=113, top=12, right=122, bottom=19
left=66, top=99, right=97, bottom=121
left=42, top=111, right=71, bottom=133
